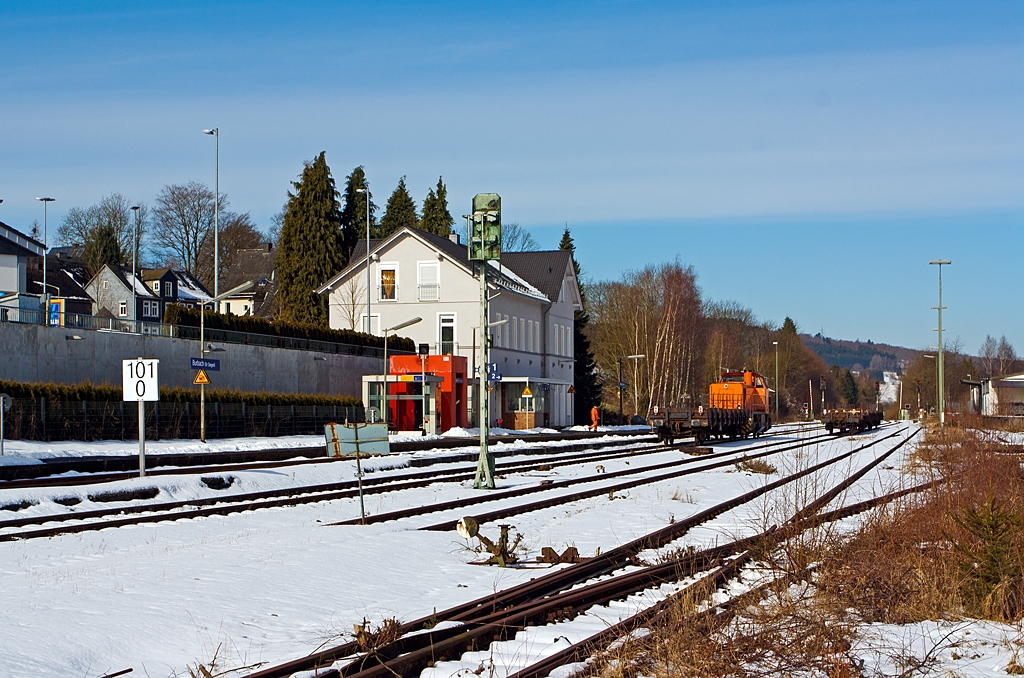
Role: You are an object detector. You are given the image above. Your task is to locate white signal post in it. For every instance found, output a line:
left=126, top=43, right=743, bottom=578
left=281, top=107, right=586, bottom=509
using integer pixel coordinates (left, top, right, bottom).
left=123, top=358, right=159, bottom=477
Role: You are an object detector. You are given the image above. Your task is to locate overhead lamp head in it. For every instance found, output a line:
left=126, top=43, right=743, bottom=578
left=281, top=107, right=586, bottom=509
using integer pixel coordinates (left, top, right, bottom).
left=202, top=128, right=217, bottom=135
left=929, top=259, right=951, bottom=265
left=35, top=197, right=55, bottom=202
left=131, top=205, right=140, bottom=212
left=356, top=188, right=367, bottom=194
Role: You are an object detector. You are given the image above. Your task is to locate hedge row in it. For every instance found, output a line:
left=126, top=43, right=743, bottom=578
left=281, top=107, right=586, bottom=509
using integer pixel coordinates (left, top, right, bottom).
left=0, top=379, right=362, bottom=407
left=164, top=304, right=415, bottom=353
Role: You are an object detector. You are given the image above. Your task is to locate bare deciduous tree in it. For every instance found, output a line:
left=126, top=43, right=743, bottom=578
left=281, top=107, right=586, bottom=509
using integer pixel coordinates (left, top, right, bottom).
left=332, top=277, right=366, bottom=330
left=152, top=182, right=222, bottom=282
left=57, top=193, right=149, bottom=266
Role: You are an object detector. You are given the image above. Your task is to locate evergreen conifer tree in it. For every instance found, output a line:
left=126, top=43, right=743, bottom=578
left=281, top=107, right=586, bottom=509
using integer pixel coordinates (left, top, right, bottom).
left=83, top=222, right=123, bottom=276
left=420, top=176, right=455, bottom=236
left=559, top=226, right=602, bottom=424
left=378, top=176, right=419, bottom=239
left=276, top=152, right=346, bottom=325
left=340, top=166, right=376, bottom=257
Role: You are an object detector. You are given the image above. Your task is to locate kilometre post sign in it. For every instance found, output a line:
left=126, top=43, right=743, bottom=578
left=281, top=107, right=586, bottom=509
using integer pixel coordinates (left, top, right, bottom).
left=123, top=359, right=160, bottom=402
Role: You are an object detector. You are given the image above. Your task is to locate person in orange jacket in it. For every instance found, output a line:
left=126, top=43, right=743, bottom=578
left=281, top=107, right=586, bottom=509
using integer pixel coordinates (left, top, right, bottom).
left=590, top=405, right=599, bottom=431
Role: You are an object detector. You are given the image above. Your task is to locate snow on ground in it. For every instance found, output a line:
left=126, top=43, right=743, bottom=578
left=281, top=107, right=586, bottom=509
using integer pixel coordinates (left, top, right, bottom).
left=0, top=424, right=645, bottom=466
left=0, top=422, right=900, bottom=677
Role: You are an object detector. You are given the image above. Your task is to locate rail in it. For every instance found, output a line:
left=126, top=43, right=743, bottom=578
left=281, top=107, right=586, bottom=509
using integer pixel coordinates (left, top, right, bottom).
left=0, top=307, right=411, bottom=358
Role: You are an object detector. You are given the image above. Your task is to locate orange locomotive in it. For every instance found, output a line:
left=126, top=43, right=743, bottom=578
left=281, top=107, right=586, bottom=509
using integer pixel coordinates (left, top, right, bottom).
left=651, top=369, right=773, bottom=444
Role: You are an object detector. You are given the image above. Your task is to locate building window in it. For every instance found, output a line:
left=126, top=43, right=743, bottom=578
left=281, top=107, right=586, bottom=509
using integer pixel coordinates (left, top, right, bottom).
left=379, top=266, right=397, bottom=301
left=519, top=318, right=525, bottom=351
left=534, top=322, right=540, bottom=355
left=439, top=314, right=455, bottom=354
left=152, top=281, right=160, bottom=293
left=512, top=316, right=517, bottom=350
left=527, top=320, right=534, bottom=352
left=118, top=300, right=128, bottom=317
left=418, top=262, right=439, bottom=301
left=100, top=280, right=109, bottom=290
left=164, top=282, right=173, bottom=297
left=141, top=300, right=161, bottom=318
left=224, top=302, right=231, bottom=314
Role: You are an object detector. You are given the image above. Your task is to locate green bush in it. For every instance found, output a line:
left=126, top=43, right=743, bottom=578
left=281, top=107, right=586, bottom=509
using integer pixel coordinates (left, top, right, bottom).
left=163, top=304, right=415, bottom=353
left=0, top=378, right=362, bottom=407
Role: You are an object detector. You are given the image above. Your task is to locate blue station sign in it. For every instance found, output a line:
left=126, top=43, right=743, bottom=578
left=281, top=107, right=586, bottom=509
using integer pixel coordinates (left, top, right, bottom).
left=190, top=358, right=220, bottom=371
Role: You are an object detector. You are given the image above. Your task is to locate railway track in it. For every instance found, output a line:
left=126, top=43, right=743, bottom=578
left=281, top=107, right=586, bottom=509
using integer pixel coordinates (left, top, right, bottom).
left=0, top=425, right=831, bottom=542
left=0, top=428, right=680, bottom=485
left=240, top=424, right=916, bottom=678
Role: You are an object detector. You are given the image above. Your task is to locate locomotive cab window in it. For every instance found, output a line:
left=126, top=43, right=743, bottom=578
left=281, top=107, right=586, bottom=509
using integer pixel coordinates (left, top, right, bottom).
left=723, top=375, right=743, bottom=382
left=755, top=377, right=765, bottom=388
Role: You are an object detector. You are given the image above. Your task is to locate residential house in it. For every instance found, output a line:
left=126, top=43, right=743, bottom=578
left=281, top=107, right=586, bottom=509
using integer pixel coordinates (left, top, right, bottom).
left=0, top=220, right=46, bottom=317
left=220, top=243, right=277, bottom=317
left=85, top=264, right=161, bottom=323
left=317, top=226, right=583, bottom=428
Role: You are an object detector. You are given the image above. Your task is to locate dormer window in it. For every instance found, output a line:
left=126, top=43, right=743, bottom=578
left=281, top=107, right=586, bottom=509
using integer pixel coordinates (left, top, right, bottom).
left=164, top=282, right=173, bottom=297
left=152, top=282, right=160, bottom=293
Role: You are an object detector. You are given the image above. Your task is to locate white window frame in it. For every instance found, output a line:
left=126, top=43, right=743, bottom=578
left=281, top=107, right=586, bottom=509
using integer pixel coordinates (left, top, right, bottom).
left=519, top=318, right=525, bottom=351
left=100, top=280, right=109, bottom=290
left=511, top=316, right=518, bottom=350
left=164, top=281, right=173, bottom=297
left=417, top=261, right=440, bottom=302
left=527, top=320, right=534, bottom=353
left=118, top=300, right=128, bottom=317
left=378, top=262, right=398, bottom=302
left=438, top=313, right=456, bottom=353
left=151, top=281, right=160, bottom=293
left=359, top=313, right=381, bottom=335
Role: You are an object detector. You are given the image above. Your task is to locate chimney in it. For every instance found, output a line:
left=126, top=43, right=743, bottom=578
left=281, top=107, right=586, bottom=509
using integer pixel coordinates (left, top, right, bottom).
left=448, top=233, right=461, bottom=245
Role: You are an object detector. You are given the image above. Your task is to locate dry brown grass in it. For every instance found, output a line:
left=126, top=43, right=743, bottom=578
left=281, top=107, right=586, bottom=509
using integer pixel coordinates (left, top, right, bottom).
left=594, top=426, right=1024, bottom=677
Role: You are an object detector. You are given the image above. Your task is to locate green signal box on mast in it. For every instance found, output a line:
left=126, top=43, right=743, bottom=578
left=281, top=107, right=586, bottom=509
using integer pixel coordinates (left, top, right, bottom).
left=469, top=193, right=501, bottom=261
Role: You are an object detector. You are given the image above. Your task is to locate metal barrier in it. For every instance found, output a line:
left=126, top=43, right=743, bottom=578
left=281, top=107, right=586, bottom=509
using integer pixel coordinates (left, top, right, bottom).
left=0, top=308, right=407, bottom=357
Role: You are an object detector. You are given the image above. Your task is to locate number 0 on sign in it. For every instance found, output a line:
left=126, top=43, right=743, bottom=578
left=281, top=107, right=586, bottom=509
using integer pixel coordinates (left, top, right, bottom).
left=123, top=358, right=160, bottom=402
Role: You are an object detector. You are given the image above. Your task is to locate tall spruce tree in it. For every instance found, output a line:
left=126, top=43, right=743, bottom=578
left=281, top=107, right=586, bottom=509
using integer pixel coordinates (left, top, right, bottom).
left=276, top=152, right=346, bottom=325
left=559, top=226, right=602, bottom=424
left=420, top=176, right=455, bottom=236
left=340, top=166, right=377, bottom=257
left=83, top=222, right=123, bottom=276
left=378, top=176, right=419, bottom=239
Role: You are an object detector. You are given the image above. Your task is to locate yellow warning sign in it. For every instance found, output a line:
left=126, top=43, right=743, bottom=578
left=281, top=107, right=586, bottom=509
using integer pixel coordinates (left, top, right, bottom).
left=193, top=369, right=211, bottom=386
left=522, top=386, right=533, bottom=397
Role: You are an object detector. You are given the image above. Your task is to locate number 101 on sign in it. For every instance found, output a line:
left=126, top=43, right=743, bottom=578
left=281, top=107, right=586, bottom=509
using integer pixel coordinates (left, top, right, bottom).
left=123, top=358, right=160, bottom=402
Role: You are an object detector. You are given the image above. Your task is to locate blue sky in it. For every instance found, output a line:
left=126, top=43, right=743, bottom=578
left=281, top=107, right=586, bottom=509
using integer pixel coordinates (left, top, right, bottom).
left=1, top=1, right=1021, bottom=352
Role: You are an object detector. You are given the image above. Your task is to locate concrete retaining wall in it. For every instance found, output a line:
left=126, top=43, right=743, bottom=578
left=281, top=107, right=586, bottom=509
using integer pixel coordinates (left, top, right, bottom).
left=0, top=322, right=381, bottom=397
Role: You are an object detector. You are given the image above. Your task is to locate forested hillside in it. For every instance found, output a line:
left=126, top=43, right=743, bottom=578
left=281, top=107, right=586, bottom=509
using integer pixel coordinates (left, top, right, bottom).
left=800, top=333, right=923, bottom=373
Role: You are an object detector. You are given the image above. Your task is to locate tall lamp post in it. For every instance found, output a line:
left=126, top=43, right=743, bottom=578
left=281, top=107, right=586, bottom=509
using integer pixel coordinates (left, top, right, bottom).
left=773, top=341, right=779, bottom=423
left=617, top=354, right=645, bottom=425
left=202, top=128, right=220, bottom=297
left=131, top=205, right=140, bottom=330
left=356, top=187, right=372, bottom=334
left=35, top=197, right=54, bottom=319
left=929, top=260, right=951, bottom=431
left=198, top=280, right=253, bottom=442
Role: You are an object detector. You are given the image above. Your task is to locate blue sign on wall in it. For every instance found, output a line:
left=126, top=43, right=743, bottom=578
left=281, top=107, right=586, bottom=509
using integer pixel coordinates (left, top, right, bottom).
left=190, top=358, right=220, bottom=371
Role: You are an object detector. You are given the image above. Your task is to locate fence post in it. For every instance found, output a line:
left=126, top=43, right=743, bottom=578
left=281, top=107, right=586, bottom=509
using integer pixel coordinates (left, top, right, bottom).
left=82, top=400, right=88, bottom=441
left=120, top=401, right=124, bottom=441
left=291, top=405, right=296, bottom=436
left=40, top=397, right=46, bottom=442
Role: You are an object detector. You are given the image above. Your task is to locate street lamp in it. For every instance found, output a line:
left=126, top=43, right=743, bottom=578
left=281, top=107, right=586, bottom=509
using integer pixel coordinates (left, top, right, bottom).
left=929, top=260, right=951, bottom=430
left=356, top=187, right=371, bottom=335
left=131, top=205, right=140, bottom=331
left=773, top=341, right=779, bottom=423
left=35, top=197, right=54, bottom=320
left=202, top=128, right=220, bottom=297
left=617, top=354, right=645, bottom=425
left=380, top=317, right=422, bottom=428
left=198, top=280, right=253, bottom=442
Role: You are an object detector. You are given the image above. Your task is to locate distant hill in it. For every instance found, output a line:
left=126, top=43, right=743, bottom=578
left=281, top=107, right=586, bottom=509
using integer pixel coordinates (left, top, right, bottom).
left=800, top=333, right=924, bottom=375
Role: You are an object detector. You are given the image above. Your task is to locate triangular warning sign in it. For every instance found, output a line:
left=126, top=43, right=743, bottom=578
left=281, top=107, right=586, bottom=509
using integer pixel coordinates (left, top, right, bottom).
left=567, top=385, right=576, bottom=394
left=522, top=386, right=533, bottom=397
left=193, top=369, right=211, bottom=385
